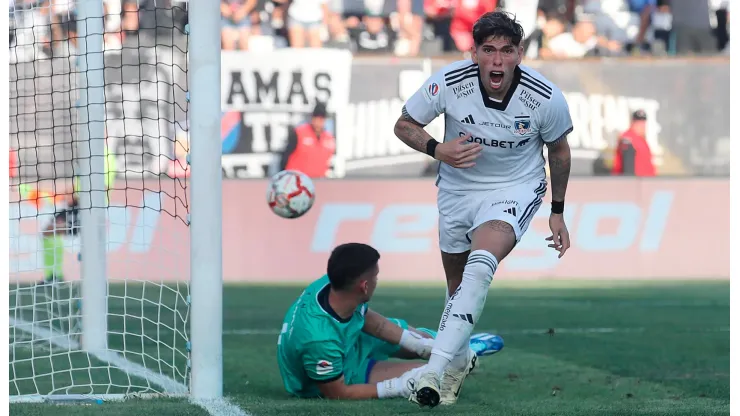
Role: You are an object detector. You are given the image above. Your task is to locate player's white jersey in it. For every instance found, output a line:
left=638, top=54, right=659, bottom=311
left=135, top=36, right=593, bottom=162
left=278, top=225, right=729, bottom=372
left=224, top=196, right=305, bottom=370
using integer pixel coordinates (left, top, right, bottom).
left=404, top=60, right=573, bottom=194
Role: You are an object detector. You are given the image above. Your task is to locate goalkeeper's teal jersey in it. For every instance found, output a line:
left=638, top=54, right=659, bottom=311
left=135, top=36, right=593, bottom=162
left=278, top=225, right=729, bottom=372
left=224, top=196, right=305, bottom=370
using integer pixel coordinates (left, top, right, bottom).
left=276, top=275, right=368, bottom=398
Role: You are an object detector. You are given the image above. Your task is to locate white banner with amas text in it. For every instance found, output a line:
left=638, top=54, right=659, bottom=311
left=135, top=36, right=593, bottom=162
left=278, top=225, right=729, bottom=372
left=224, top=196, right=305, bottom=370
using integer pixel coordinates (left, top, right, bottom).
left=220, top=49, right=353, bottom=178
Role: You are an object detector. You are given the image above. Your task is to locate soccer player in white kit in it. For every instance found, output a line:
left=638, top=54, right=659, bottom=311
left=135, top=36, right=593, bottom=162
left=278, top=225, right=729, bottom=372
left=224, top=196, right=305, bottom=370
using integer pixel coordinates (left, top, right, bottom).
left=393, top=11, right=573, bottom=407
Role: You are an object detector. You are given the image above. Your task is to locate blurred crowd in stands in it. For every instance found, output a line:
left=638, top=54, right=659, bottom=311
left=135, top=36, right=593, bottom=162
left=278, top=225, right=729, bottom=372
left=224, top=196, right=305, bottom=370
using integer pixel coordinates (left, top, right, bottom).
left=9, top=0, right=731, bottom=60
left=221, top=0, right=731, bottom=57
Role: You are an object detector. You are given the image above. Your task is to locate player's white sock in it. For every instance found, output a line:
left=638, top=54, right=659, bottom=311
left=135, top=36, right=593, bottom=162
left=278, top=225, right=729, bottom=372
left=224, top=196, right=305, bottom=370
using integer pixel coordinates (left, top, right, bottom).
left=450, top=335, right=472, bottom=370
left=435, top=285, right=452, bottom=341
left=445, top=286, right=471, bottom=371
left=427, top=250, right=498, bottom=377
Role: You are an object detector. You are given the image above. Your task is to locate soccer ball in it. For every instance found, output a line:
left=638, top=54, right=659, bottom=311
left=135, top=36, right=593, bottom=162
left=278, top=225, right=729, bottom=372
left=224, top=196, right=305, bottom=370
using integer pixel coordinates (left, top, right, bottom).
left=266, top=170, right=316, bottom=219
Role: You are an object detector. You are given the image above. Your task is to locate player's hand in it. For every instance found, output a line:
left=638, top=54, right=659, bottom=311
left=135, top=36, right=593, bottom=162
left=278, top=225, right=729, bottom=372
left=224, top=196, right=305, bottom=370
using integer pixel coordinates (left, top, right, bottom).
left=434, top=134, right=482, bottom=169
left=546, top=213, right=571, bottom=258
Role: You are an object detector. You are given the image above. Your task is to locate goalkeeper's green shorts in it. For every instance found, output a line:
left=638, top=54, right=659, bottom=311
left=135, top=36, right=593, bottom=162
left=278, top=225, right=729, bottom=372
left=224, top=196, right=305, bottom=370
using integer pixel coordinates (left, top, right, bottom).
left=343, top=318, right=408, bottom=385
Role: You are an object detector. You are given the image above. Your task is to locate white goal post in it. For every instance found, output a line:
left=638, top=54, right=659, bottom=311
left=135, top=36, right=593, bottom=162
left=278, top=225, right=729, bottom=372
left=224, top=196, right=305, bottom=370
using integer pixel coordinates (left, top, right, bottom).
left=187, top=0, right=224, bottom=400
left=8, top=0, right=223, bottom=402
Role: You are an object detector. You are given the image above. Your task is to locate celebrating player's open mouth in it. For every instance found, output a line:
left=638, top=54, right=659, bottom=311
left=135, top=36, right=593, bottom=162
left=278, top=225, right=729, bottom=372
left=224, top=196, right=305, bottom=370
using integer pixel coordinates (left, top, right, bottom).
left=472, top=34, right=523, bottom=97
left=489, top=71, right=504, bottom=90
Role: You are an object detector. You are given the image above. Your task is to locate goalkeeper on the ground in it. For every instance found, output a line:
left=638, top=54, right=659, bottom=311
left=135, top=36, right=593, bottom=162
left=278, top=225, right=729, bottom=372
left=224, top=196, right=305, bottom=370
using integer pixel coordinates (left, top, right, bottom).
left=21, top=141, right=116, bottom=283
left=277, top=243, right=501, bottom=400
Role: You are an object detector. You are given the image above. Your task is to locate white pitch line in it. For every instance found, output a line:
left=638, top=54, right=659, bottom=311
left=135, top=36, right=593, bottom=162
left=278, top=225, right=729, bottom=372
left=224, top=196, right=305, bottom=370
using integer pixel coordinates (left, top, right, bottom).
left=191, top=398, right=251, bottom=416
left=223, top=327, right=730, bottom=336
left=10, top=316, right=252, bottom=416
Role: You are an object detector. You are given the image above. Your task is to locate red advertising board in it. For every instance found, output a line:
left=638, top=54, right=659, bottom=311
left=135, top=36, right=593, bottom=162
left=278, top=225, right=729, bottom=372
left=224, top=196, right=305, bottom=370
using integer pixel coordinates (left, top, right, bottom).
left=9, top=179, right=729, bottom=283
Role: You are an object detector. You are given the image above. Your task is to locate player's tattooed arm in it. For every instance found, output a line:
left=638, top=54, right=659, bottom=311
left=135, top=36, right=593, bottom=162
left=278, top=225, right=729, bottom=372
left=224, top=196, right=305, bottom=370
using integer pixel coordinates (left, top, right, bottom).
left=393, top=106, right=435, bottom=154
left=362, top=309, right=403, bottom=344
left=546, top=134, right=572, bottom=202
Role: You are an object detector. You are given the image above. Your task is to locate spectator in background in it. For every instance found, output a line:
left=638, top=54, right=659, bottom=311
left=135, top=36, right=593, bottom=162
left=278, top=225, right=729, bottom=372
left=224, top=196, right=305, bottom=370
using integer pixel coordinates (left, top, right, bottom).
left=325, top=0, right=350, bottom=46
left=651, top=0, right=672, bottom=53
left=538, top=0, right=576, bottom=23
left=710, top=0, right=730, bottom=52
left=222, top=0, right=256, bottom=50
left=668, top=0, right=715, bottom=54
left=248, top=0, right=266, bottom=37
left=449, top=0, right=497, bottom=53
left=351, top=0, right=396, bottom=53
left=48, top=0, right=75, bottom=55
left=545, top=17, right=598, bottom=57
left=611, top=110, right=656, bottom=177
left=121, top=0, right=140, bottom=33
left=280, top=103, right=336, bottom=178
left=287, top=0, right=328, bottom=47
left=424, top=0, right=456, bottom=52
left=536, top=11, right=567, bottom=58
left=395, top=0, right=424, bottom=56
left=354, top=15, right=395, bottom=53
left=626, top=0, right=656, bottom=53
left=546, top=16, right=623, bottom=58
left=269, top=0, right=289, bottom=31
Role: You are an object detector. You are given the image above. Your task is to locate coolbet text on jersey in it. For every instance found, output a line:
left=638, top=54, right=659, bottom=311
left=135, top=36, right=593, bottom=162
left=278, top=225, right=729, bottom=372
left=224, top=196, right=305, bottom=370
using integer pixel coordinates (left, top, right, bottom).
left=404, top=60, right=573, bottom=194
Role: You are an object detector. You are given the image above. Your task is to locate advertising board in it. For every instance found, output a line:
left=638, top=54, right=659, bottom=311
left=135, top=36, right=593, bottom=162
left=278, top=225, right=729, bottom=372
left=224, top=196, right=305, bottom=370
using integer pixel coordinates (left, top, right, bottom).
left=9, top=179, right=729, bottom=283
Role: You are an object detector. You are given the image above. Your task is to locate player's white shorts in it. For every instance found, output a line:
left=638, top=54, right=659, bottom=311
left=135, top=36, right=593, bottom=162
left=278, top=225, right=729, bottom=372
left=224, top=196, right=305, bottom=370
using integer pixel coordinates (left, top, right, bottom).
left=437, top=179, right=547, bottom=253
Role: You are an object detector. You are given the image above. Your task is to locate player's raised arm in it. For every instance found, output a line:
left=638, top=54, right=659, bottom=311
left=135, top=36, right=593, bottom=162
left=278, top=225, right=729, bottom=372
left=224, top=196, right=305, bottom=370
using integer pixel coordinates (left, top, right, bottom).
left=541, top=89, right=573, bottom=258
left=394, top=72, right=482, bottom=169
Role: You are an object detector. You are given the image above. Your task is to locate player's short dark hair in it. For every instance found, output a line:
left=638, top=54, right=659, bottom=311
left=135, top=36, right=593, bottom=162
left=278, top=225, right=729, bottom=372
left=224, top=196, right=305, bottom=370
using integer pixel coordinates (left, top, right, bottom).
left=326, top=243, right=380, bottom=291
left=473, top=11, right=525, bottom=47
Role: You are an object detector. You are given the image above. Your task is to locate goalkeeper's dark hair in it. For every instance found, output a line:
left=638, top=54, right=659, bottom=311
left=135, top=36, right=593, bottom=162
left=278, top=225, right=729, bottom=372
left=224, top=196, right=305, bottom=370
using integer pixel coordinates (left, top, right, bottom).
left=473, top=11, right=525, bottom=47
left=327, top=243, right=380, bottom=291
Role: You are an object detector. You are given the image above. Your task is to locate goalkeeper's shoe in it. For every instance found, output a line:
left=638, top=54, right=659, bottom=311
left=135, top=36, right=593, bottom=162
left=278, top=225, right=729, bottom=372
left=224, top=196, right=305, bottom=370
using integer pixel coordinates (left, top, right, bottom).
left=439, top=348, right=477, bottom=405
left=470, top=333, right=504, bottom=356
left=408, top=370, right=441, bottom=408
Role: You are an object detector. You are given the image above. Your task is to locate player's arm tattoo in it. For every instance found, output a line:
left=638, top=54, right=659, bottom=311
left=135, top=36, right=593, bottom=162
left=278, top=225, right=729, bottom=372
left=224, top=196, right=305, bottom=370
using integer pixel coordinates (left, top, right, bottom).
left=394, top=105, right=434, bottom=154
left=368, top=318, right=386, bottom=337
left=363, top=309, right=403, bottom=344
left=546, top=133, right=572, bottom=202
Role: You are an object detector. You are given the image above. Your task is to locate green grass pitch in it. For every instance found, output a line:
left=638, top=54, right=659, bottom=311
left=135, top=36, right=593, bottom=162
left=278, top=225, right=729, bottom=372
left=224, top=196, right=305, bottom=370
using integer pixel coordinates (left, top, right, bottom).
left=10, top=280, right=729, bottom=416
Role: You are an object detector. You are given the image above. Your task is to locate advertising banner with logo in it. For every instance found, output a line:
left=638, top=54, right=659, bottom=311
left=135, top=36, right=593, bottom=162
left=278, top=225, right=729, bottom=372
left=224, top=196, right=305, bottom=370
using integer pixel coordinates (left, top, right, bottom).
left=220, top=49, right=353, bottom=178
left=10, top=179, right=729, bottom=283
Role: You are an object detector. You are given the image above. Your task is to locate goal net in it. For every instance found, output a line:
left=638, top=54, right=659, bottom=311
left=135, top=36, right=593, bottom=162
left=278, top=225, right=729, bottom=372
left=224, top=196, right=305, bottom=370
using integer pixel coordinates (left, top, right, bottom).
left=9, top=0, right=193, bottom=402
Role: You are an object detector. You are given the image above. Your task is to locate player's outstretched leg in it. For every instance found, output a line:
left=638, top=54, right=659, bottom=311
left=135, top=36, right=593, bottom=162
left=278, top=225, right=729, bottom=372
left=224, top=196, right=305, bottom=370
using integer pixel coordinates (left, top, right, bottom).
left=409, top=251, right=496, bottom=407
left=410, top=220, right=515, bottom=408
